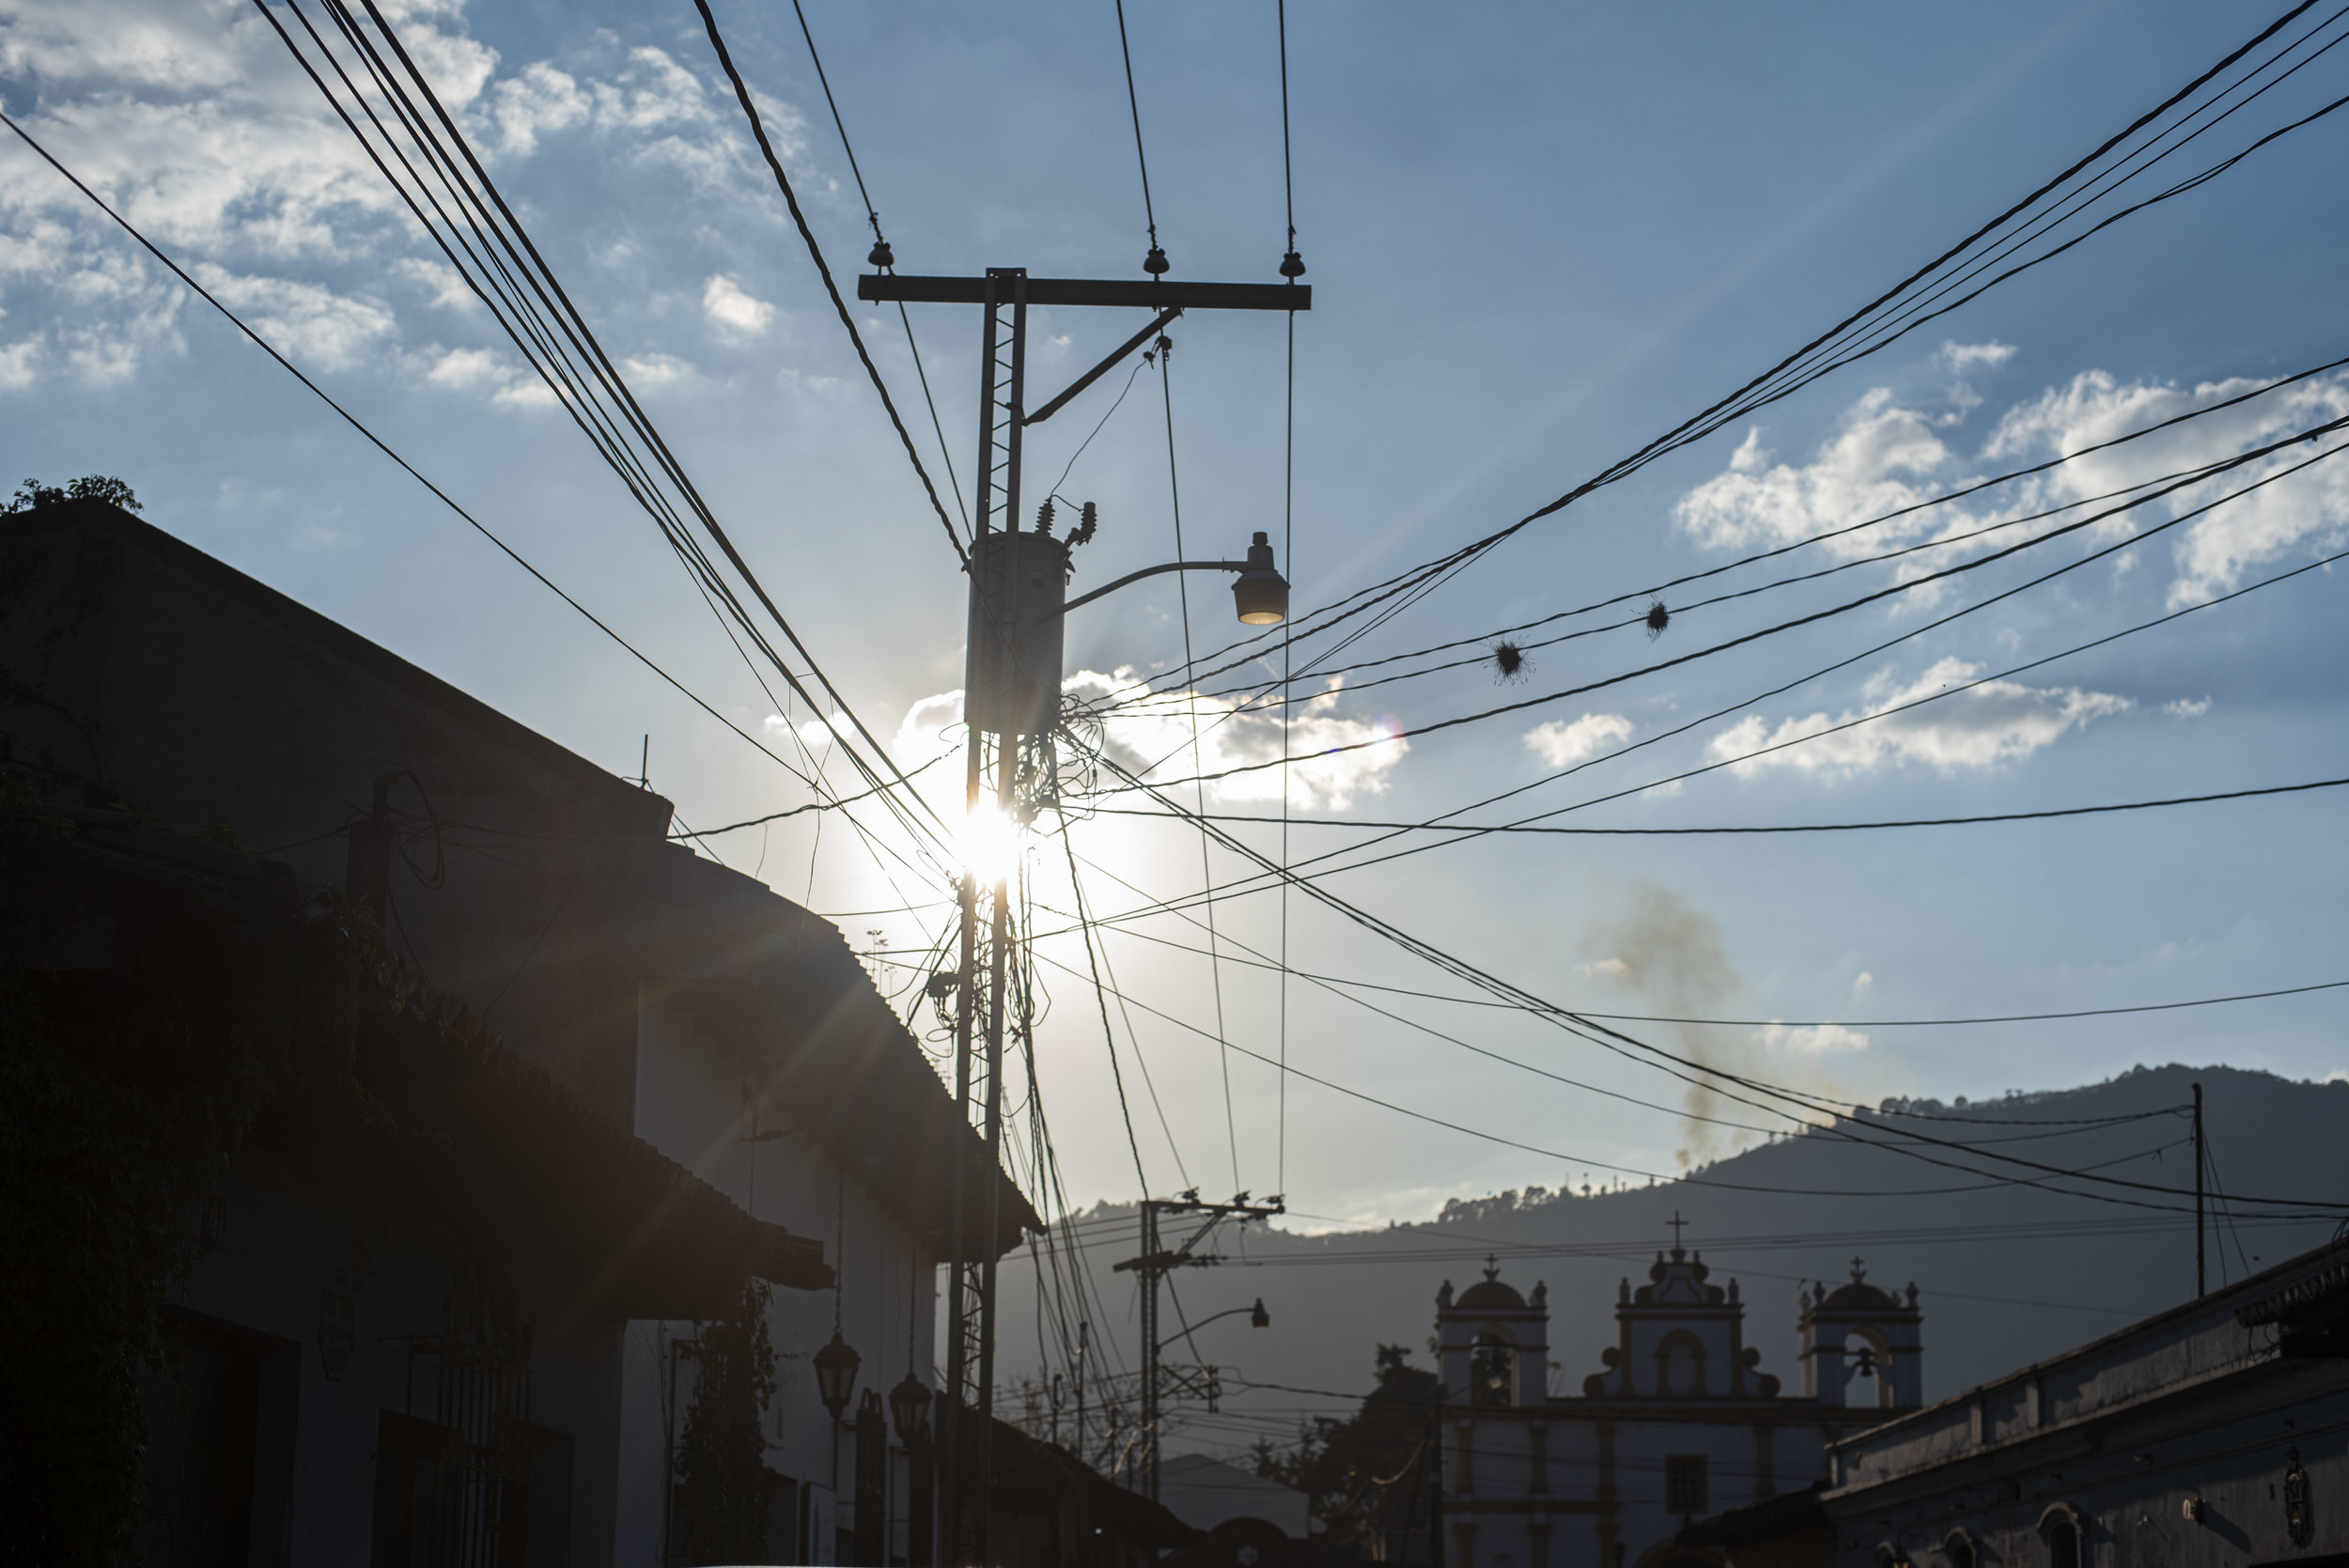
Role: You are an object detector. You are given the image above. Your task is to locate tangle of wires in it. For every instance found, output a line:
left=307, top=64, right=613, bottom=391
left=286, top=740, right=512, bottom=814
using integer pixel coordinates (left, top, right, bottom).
left=253, top=0, right=957, bottom=895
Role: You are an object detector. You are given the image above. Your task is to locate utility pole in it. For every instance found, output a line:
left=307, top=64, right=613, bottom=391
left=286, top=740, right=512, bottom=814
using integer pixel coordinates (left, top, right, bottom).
left=1074, top=1320, right=1088, bottom=1465
left=1112, top=1192, right=1285, bottom=1500
left=2193, top=1080, right=2205, bottom=1297
left=863, top=266, right=1307, bottom=1565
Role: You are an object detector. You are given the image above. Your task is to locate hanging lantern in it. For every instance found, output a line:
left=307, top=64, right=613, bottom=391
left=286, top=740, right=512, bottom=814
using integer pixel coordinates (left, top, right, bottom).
left=814, top=1329, right=862, bottom=1421
left=1232, top=532, right=1290, bottom=626
left=888, top=1370, right=933, bottom=1451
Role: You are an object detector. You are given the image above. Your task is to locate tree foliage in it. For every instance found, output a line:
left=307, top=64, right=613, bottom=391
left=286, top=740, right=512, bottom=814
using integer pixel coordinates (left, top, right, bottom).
left=674, top=1278, right=781, bottom=1564
left=6, top=474, right=142, bottom=513
left=1252, top=1344, right=1440, bottom=1563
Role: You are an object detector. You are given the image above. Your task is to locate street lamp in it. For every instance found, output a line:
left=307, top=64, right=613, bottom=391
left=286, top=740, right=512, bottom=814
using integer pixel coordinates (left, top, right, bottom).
left=1232, top=534, right=1290, bottom=625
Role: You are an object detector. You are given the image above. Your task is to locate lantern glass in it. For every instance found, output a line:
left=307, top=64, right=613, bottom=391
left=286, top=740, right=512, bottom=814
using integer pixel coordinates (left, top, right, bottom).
left=889, top=1370, right=932, bottom=1449
left=814, top=1329, right=861, bottom=1421
left=1233, top=572, right=1289, bottom=625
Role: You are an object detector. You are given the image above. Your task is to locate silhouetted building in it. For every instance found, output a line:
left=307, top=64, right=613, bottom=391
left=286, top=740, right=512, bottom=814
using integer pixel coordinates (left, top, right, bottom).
left=1433, top=1229, right=1924, bottom=1568
left=1, top=498, right=1036, bottom=1565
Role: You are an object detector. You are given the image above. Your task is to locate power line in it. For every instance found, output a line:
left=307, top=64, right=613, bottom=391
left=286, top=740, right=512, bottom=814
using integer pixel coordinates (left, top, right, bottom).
left=1029, top=867, right=2196, bottom=1157
left=1154, top=338, right=1242, bottom=1191
left=1057, top=805, right=1153, bottom=1198
left=1077, top=751, right=2349, bottom=1212
left=773, top=0, right=972, bottom=535
left=1112, top=0, right=1168, bottom=274
left=272, top=0, right=957, bottom=882
left=692, top=0, right=969, bottom=566
left=1100, top=422, right=2349, bottom=796
left=1107, top=530, right=2349, bottom=927
left=1021, top=943, right=2244, bottom=1216
left=1087, top=775, right=2349, bottom=838
left=0, top=105, right=830, bottom=809
left=1004, top=903, right=2349, bottom=1031
left=1135, top=3, right=2349, bottom=707
left=1163, top=401, right=2349, bottom=720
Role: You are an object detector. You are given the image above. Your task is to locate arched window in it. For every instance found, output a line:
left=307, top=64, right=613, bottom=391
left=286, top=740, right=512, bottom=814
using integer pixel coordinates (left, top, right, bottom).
left=1470, top=1329, right=1517, bottom=1406
left=2038, top=1506, right=2083, bottom=1568
left=1944, top=1529, right=1977, bottom=1568
left=1657, top=1331, right=1706, bottom=1397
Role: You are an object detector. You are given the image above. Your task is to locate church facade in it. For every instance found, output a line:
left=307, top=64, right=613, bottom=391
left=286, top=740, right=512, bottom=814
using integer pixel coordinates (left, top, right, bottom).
left=1436, top=1228, right=1923, bottom=1568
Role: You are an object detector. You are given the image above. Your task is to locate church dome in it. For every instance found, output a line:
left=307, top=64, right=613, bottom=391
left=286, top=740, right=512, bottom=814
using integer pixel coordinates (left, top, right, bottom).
left=1822, top=1280, right=1902, bottom=1312
left=1817, top=1260, right=1906, bottom=1314
left=1455, top=1277, right=1527, bottom=1311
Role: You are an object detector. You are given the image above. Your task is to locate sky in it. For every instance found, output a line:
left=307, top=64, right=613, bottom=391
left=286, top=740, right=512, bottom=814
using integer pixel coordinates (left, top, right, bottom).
left=5, top=0, right=2346, bottom=1231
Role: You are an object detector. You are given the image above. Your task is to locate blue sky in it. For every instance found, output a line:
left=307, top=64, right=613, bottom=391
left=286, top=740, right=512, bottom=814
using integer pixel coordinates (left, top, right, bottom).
left=4, top=0, right=2345, bottom=1224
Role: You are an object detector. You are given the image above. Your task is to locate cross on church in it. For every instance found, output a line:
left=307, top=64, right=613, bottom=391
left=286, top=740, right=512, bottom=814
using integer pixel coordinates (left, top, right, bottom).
left=1668, top=1212, right=1688, bottom=1249
left=1484, top=1254, right=1501, bottom=1281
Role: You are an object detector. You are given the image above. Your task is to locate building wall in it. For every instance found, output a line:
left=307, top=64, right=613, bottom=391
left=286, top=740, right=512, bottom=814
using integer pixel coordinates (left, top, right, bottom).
left=622, top=987, right=938, bottom=1566
left=4, top=505, right=996, bottom=1566
left=1822, top=1248, right=2349, bottom=1568
left=1446, top=1410, right=1853, bottom=1568
left=163, top=1161, right=630, bottom=1566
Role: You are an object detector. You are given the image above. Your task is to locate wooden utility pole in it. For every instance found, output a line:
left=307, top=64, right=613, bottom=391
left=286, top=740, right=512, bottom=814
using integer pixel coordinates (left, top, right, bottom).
left=861, top=267, right=1307, bottom=1564
left=2193, top=1080, right=2206, bottom=1296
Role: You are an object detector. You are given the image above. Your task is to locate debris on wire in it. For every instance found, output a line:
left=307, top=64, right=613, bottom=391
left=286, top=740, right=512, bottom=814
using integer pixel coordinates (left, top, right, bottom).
left=1491, top=640, right=1532, bottom=683
left=1646, top=599, right=1672, bottom=639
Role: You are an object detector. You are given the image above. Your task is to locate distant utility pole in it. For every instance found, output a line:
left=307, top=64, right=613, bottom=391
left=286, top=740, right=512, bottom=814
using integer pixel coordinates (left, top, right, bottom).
left=861, top=266, right=1306, bottom=1566
left=2193, top=1080, right=2206, bottom=1297
left=1112, top=1192, right=1285, bottom=1500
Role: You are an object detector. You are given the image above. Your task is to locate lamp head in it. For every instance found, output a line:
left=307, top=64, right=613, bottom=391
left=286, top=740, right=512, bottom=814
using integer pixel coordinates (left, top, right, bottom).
left=1250, top=1297, right=1270, bottom=1329
left=1233, top=532, right=1289, bottom=625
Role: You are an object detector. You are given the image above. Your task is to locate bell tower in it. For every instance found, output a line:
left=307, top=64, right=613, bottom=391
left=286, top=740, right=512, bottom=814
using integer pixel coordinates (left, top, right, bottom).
left=1799, top=1259, right=1924, bottom=1409
left=1437, top=1258, right=1550, bottom=1408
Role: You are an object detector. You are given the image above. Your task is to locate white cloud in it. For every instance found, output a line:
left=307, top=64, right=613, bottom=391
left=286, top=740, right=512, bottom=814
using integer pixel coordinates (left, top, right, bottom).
left=425, top=345, right=505, bottom=390
left=0, top=338, right=39, bottom=391
left=0, top=3, right=811, bottom=391
left=2164, top=696, right=2212, bottom=719
left=703, top=274, right=774, bottom=335
left=896, top=669, right=1408, bottom=813
left=1672, top=353, right=2349, bottom=610
left=622, top=351, right=692, bottom=387
left=486, top=61, right=590, bottom=157
left=1704, top=657, right=2130, bottom=779
left=190, top=265, right=394, bottom=369
left=1524, top=712, right=1633, bottom=768
left=1940, top=339, right=2016, bottom=372
left=389, top=257, right=476, bottom=313
left=1758, top=1022, right=1872, bottom=1054
left=1675, top=388, right=1959, bottom=554
left=1851, top=971, right=1874, bottom=993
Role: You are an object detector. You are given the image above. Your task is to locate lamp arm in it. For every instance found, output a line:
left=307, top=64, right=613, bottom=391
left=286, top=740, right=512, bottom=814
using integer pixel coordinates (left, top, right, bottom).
left=1152, top=1303, right=1256, bottom=1354
left=1057, top=559, right=1250, bottom=618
